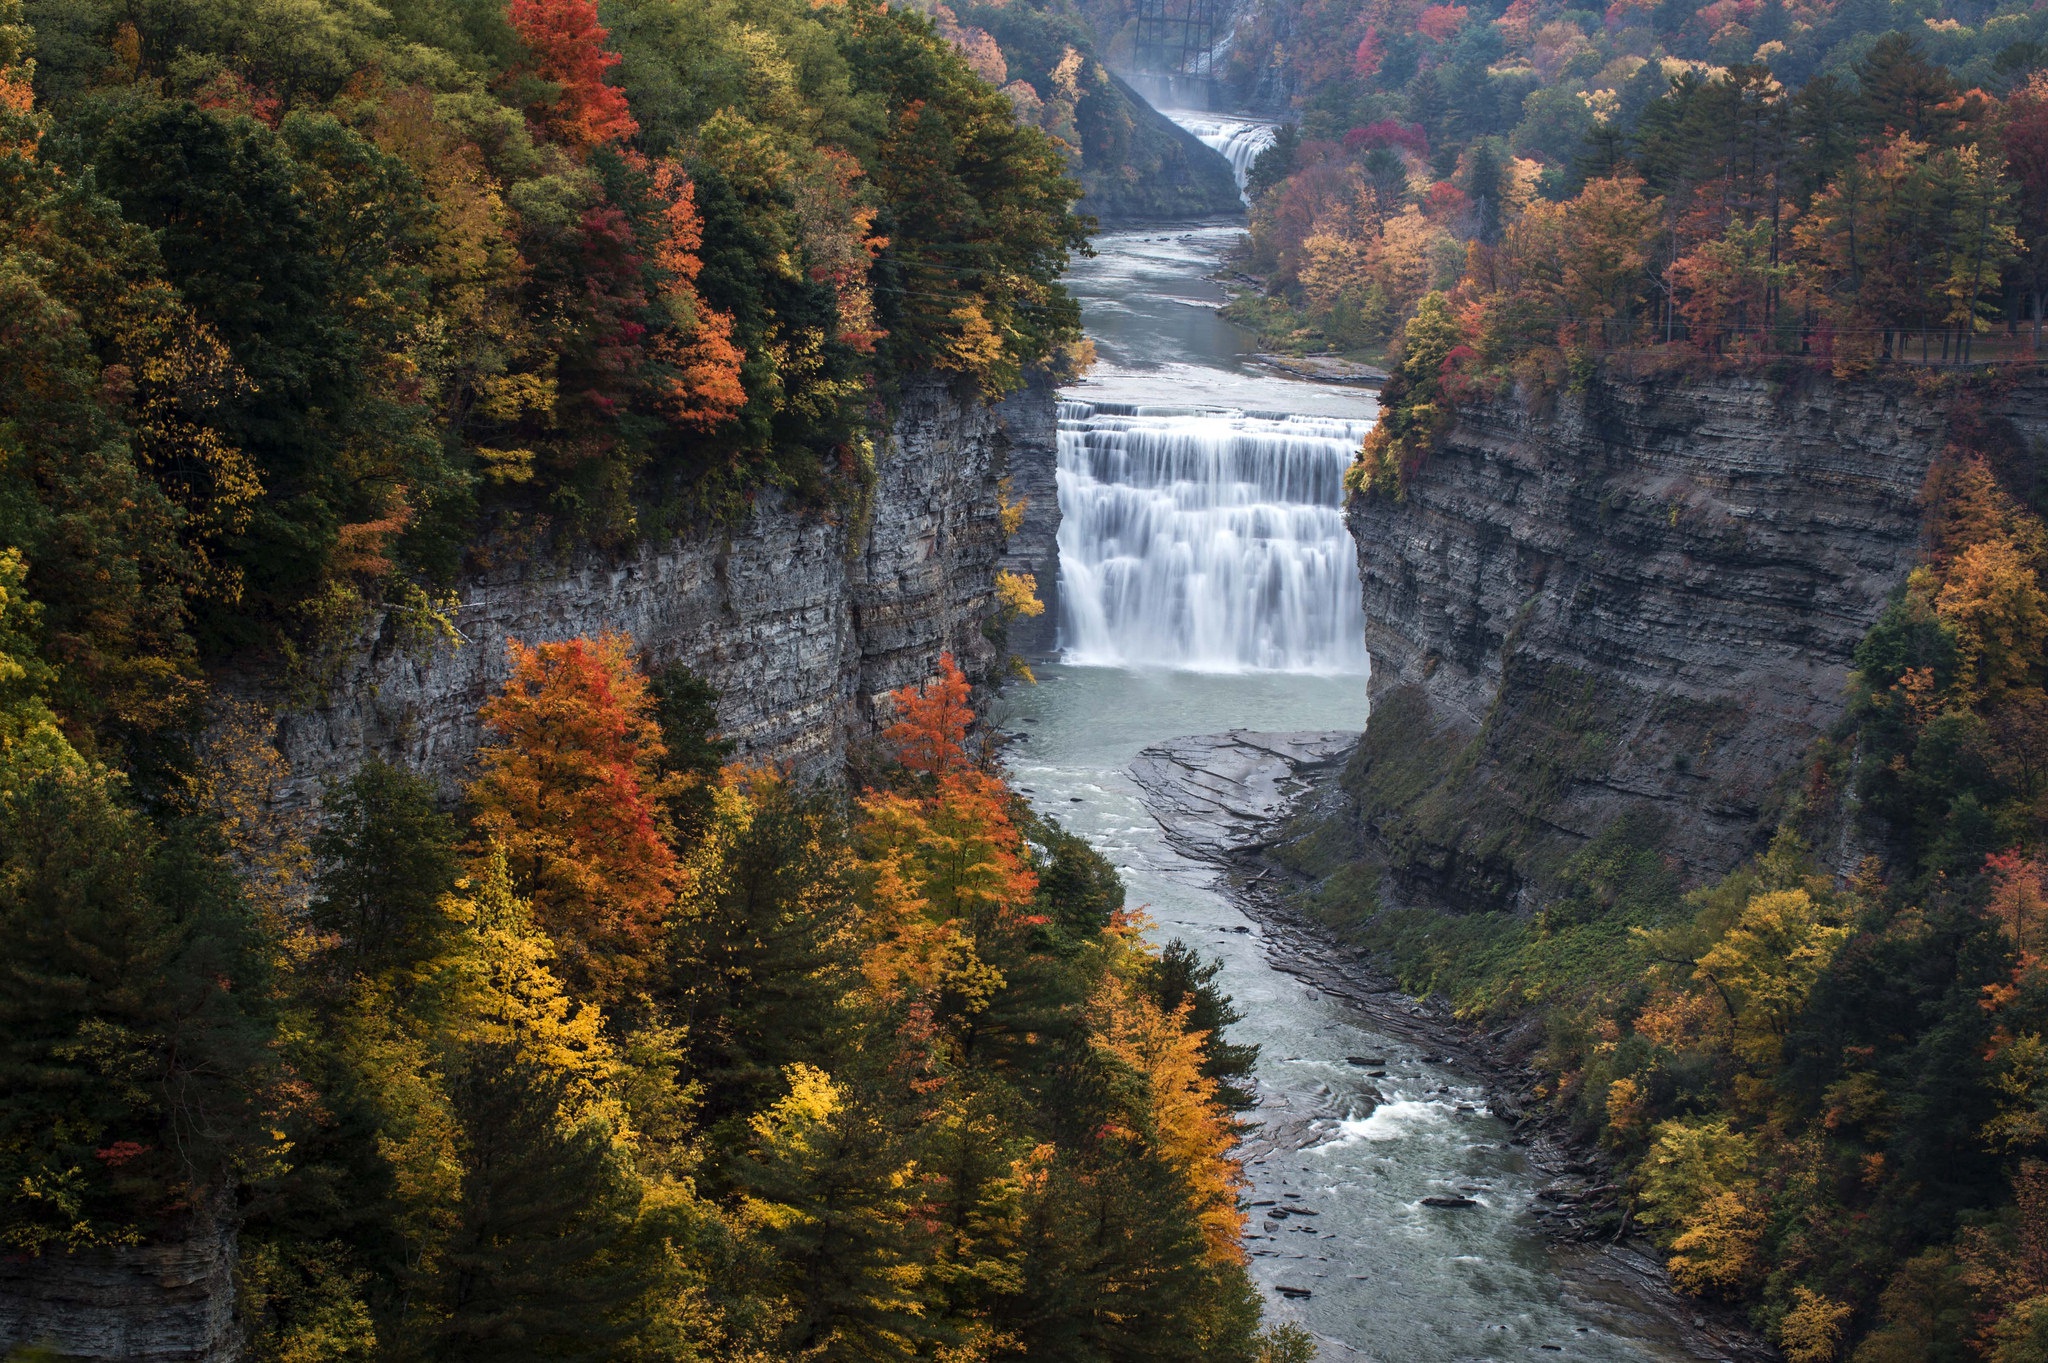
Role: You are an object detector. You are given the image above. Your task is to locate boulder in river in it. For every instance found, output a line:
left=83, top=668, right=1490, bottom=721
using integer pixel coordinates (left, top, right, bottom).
left=1421, top=1195, right=1479, bottom=1209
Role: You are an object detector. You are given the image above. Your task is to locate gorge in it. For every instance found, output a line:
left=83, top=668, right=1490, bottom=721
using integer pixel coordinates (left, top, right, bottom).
left=14, top=0, right=2048, bottom=1353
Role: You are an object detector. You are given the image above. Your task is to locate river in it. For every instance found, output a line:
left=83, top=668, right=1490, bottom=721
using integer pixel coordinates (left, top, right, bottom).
left=994, top=147, right=1700, bottom=1362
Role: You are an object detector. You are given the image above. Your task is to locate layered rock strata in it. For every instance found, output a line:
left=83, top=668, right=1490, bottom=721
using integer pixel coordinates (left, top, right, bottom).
left=0, top=1203, right=238, bottom=1362
left=1333, top=371, right=2048, bottom=911
left=995, top=374, right=1061, bottom=657
left=1130, top=730, right=1356, bottom=860
left=26, top=379, right=1029, bottom=1359
left=269, top=375, right=1025, bottom=814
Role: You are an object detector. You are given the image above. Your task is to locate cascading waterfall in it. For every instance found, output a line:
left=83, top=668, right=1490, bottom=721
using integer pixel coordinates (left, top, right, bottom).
left=1056, top=400, right=1372, bottom=673
left=1164, top=113, right=1278, bottom=197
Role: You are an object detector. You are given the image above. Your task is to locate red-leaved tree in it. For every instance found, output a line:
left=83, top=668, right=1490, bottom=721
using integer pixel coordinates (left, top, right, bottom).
left=506, top=0, right=638, bottom=152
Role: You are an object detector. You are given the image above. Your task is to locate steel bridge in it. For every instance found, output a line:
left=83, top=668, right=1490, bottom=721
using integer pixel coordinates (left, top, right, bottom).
left=1132, top=0, right=1224, bottom=93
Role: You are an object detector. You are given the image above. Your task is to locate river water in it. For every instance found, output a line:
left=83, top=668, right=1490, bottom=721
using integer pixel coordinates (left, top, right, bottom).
left=996, top=184, right=1697, bottom=1361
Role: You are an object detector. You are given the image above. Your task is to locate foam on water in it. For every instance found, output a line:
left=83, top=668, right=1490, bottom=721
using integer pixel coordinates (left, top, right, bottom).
left=1312, top=1099, right=1453, bottom=1149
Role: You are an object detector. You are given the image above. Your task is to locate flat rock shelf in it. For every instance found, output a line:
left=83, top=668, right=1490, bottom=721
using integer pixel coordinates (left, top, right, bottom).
left=1128, top=730, right=1355, bottom=859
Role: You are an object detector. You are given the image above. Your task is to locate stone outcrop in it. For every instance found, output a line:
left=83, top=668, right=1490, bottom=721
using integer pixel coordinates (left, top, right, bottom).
left=996, top=375, right=1061, bottom=657
left=0, top=1204, right=238, bottom=1362
left=268, top=374, right=1029, bottom=814
left=1324, top=370, right=2048, bottom=912
left=1130, top=730, right=1356, bottom=861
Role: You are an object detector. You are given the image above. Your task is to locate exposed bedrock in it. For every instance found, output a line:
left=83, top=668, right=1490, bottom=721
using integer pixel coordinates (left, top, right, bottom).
left=1130, top=730, right=1357, bottom=860
left=29, top=376, right=1040, bottom=1360
left=0, top=1199, right=238, bottom=1362
left=268, top=372, right=1034, bottom=812
left=1334, top=371, right=2048, bottom=912
left=996, top=373, right=1062, bottom=658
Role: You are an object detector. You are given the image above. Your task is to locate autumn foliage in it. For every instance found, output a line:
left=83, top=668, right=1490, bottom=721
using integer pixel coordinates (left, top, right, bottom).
left=506, top=0, right=638, bottom=151
left=468, top=633, right=676, bottom=994
left=645, top=158, right=748, bottom=432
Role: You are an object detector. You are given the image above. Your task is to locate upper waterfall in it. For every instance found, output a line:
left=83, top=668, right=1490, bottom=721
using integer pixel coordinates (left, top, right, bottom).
left=1056, top=400, right=1372, bottom=674
left=1162, top=113, right=1278, bottom=197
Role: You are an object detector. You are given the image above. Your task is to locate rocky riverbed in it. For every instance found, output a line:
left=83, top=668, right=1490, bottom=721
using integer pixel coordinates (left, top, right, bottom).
left=1129, top=730, right=1779, bottom=1363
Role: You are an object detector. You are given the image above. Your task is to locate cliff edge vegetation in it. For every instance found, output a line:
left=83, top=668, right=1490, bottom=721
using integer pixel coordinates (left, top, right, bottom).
left=3, top=0, right=1086, bottom=744
left=2, top=631, right=1304, bottom=1359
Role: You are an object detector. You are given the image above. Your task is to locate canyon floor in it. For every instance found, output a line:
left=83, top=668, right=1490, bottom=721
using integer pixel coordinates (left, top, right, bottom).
left=1128, top=729, right=1778, bottom=1363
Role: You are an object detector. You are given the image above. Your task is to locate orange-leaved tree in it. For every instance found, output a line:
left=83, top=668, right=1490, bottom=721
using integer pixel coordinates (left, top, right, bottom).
left=505, top=0, right=638, bottom=153
left=646, top=157, right=747, bottom=431
left=468, top=633, right=677, bottom=996
left=857, top=655, right=1040, bottom=1027
left=882, top=651, right=974, bottom=778
left=1088, top=972, right=1248, bottom=1268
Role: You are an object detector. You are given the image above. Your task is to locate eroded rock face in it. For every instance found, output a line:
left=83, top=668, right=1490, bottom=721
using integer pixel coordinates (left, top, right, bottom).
left=0, top=1206, right=238, bottom=1361
left=1338, top=371, right=2048, bottom=910
left=997, top=374, right=1061, bottom=658
left=1130, top=730, right=1357, bottom=861
left=268, top=374, right=1025, bottom=814
left=30, top=378, right=1027, bottom=1358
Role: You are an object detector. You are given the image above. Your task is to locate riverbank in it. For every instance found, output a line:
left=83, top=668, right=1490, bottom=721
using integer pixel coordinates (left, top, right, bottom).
left=1129, top=732, right=1779, bottom=1363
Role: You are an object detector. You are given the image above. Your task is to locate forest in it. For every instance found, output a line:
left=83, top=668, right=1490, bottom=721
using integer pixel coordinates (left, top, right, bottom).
left=1, top=0, right=1087, bottom=726
left=1222, top=5, right=2048, bottom=1358
left=1108, top=0, right=2048, bottom=1356
left=1219, top=0, right=2048, bottom=387
left=0, top=0, right=1319, bottom=1355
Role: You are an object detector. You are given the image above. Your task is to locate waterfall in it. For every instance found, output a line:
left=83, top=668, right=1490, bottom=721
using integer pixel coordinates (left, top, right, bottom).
left=1163, top=113, right=1278, bottom=198
left=1056, top=400, right=1372, bottom=674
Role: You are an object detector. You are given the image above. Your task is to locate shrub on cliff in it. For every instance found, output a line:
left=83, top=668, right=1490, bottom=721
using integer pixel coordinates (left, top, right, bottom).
left=1348, top=291, right=1469, bottom=497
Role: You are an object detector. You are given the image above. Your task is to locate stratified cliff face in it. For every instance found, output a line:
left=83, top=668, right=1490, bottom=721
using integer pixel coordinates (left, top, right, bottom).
left=997, top=375, right=1061, bottom=657
left=8, top=376, right=1030, bottom=1363
left=271, top=374, right=1023, bottom=812
left=1331, top=372, right=2048, bottom=913
left=0, top=1202, right=238, bottom=1362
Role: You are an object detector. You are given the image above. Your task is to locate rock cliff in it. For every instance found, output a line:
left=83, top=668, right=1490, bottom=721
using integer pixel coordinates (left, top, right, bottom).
left=268, top=374, right=1026, bottom=815
left=1321, top=370, right=2048, bottom=913
left=12, top=376, right=1031, bottom=1362
left=996, top=375, right=1061, bottom=657
left=1072, top=73, right=1246, bottom=224
left=0, top=1201, right=238, bottom=1362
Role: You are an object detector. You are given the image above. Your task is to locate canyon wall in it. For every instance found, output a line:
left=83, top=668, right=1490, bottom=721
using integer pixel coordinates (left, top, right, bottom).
left=0, top=1199, right=238, bottom=1362
left=997, top=375, right=1062, bottom=658
left=1323, top=370, right=2048, bottom=913
left=1073, top=74, right=1247, bottom=224
left=267, top=375, right=1023, bottom=815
